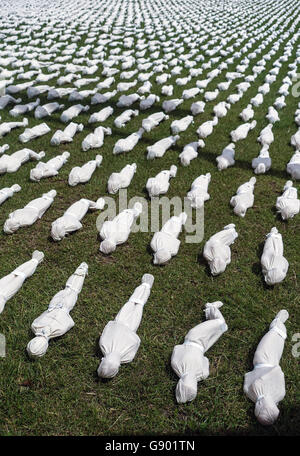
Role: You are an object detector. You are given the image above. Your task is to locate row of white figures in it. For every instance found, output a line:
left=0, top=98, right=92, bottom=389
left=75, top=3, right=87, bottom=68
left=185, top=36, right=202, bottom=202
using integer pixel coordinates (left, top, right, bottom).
left=203, top=224, right=289, bottom=285
left=0, top=253, right=289, bottom=427
left=171, top=302, right=288, bottom=426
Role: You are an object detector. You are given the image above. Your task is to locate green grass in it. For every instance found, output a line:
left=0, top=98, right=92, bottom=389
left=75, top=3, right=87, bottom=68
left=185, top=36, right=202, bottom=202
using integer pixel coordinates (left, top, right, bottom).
left=0, top=5, right=300, bottom=436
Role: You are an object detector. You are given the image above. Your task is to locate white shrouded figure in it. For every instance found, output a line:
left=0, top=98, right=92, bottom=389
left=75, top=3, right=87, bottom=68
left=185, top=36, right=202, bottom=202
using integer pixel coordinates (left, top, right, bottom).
left=51, top=122, right=83, bottom=146
left=0, top=118, right=28, bottom=138
left=0, top=250, right=44, bottom=314
left=286, top=152, right=300, bottom=180
left=276, top=181, right=300, bottom=220
left=27, top=262, right=88, bottom=358
left=0, top=184, right=21, bottom=206
left=68, top=155, right=103, bottom=186
left=107, top=163, right=137, bottom=194
left=88, top=106, right=113, bottom=123
left=261, top=227, right=289, bottom=286
left=162, top=98, right=183, bottom=113
left=113, top=128, right=144, bottom=155
left=203, top=224, right=238, bottom=276
left=97, top=273, right=154, bottom=378
left=257, top=124, right=274, bottom=147
left=231, top=120, right=256, bottom=142
left=0, top=95, right=21, bottom=110
left=82, top=126, right=111, bottom=152
left=252, top=147, right=271, bottom=174
left=171, top=301, right=228, bottom=403
left=9, top=98, right=40, bottom=117
left=146, top=165, right=177, bottom=197
left=179, top=140, right=205, bottom=166
left=147, top=135, right=179, bottom=160
left=186, top=173, right=211, bottom=209
left=291, top=129, right=300, bottom=151
left=244, top=310, right=288, bottom=426
left=240, top=104, right=254, bottom=122
left=266, top=107, right=280, bottom=124
left=51, top=197, right=105, bottom=241
left=216, top=143, right=235, bottom=171
left=230, top=177, right=256, bottom=217
left=99, top=202, right=143, bottom=254
left=0, top=148, right=45, bottom=175
left=19, top=123, right=51, bottom=143
left=197, top=117, right=218, bottom=139
left=190, top=101, right=206, bottom=116
left=34, top=102, right=64, bottom=120
left=4, top=190, right=57, bottom=234
left=171, top=115, right=193, bottom=134
left=142, top=112, right=169, bottom=132
left=114, top=109, right=139, bottom=128
left=150, top=212, right=187, bottom=265
left=30, top=152, right=70, bottom=181
left=60, top=104, right=89, bottom=123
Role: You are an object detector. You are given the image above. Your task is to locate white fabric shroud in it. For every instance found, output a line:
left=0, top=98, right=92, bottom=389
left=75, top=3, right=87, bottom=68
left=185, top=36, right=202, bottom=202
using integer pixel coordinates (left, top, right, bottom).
left=142, top=112, right=169, bottom=132
left=244, top=310, right=288, bottom=426
left=0, top=148, right=45, bottom=175
left=0, top=144, right=9, bottom=154
left=30, top=152, right=70, bottom=181
left=276, top=180, right=300, bottom=220
left=286, top=152, right=300, bottom=180
left=19, top=122, right=51, bottom=143
left=82, top=126, right=111, bottom=152
left=4, top=190, right=56, bottom=234
left=60, top=104, right=89, bottom=123
left=114, top=109, right=139, bottom=128
left=107, top=163, right=137, bottom=194
left=171, top=301, right=228, bottom=403
left=51, top=197, right=105, bottom=241
left=252, top=146, right=271, bottom=174
left=230, top=177, right=256, bottom=217
left=34, top=102, right=64, bottom=120
left=0, top=184, right=21, bottom=206
left=9, top=98, right=40, bottom=117
left=68, top=155, right=103, bottom=186
left=146, top=165, right=177, bottom=197
left=203, top=224, right=238, bottom=276
left=113, top=128, right=144, bottom=155
left=0, top=250, right=44, bottom=314
left=147, top=135, right=179, bottom=160
left=27, top=262, right=88, bottom=357
left=97, top=273, right=154, bottom=378
left=261, top=227, right=289, bottom=286
left=291, top=129, right=300, bottom=151
left=0, top=118, right=28, bottom=137
left=99, top=202, right=143, bottom=254
left=88, top=106, right=113, bottom=123
left=170, top=113, right=193, bottom=133
left=186, top=173, right=211, bottom=209
left=257, top=124, right=274, bottom=147
left=216, top=143, right=235, bottom=171
left=179, top=140, right=205, bottom=167
left=150, top=212, right=187, bottom=265
left=240, top=105, right=254, bottom=122
left=230, top=120, right=256, bottom=142
left=51, top=122, right=83, bottom=145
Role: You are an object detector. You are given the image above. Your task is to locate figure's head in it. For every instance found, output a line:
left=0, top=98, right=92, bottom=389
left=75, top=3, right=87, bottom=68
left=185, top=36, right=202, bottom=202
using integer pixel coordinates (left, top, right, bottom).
left=27, top=336, right=49, bottom=358
left=265, top=268, right=287, bottom=285
left=176, top=374, right=198, bottom=404
left=154, top=248, right=172, bottom=265
left=217, top=156, right=228, bottom=170
left=100, top=239, right=116, bottom=255
left=51, top=220, right=66, bottom=241
left=3, top=218, right=19, bottom=234
left=97, top=352, right=121, bottom=378
left=210, top=257, right=227, bottom=275
left=30, top=168, right=43, bottom=181
left=255, top=396, right=280, bottom=426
